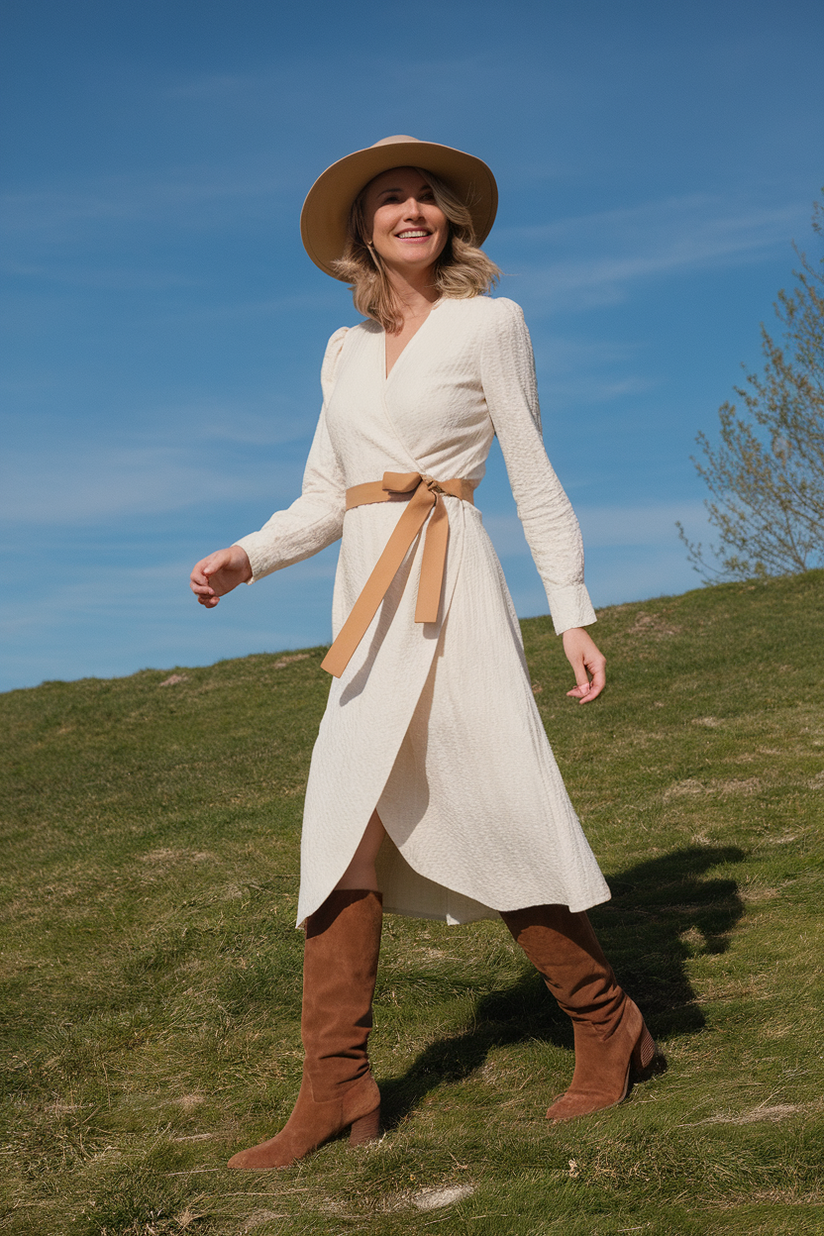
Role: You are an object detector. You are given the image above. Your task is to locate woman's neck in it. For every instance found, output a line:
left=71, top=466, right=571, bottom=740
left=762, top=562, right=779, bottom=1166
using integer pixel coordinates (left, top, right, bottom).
left=385, top=266, right=440, bottom=333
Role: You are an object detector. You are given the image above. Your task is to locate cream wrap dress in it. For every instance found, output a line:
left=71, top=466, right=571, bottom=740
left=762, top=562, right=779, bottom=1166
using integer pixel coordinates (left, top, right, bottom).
left=235, top=296, right=611, bottom=928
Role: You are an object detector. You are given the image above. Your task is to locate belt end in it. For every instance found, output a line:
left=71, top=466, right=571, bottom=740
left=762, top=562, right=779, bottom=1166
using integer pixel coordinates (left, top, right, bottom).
left=320, top=650, right=343, bottom=678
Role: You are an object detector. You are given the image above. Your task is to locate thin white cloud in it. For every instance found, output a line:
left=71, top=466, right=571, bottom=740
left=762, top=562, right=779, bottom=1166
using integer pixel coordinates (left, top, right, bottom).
left=550, top=374, right=656, bottom=403
left=577, top=501, right=709, bottom=548
left=187, top=407, right=314, bottom=447
left=0, top=442, right=301, bottom=524
left=1, top=555, right=337, bottom=633
left=586, top=549, right=705, bottom=610
left=501, top=195, right=806, bottom=312
left=529, top=334, right=656, bottom=406
left=4, top=260, right=198, bottom=290
left=484, top=501, right=708, bottom=557
left=502, top=193, right=800, bottom=245
left=162, top=289, right=342, bottom=323
left=0, top=163, right=294, bottom=238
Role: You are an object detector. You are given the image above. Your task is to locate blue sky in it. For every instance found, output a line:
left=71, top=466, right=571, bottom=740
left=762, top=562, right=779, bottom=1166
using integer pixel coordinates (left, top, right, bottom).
left=2, top=0, right=822, bottom=692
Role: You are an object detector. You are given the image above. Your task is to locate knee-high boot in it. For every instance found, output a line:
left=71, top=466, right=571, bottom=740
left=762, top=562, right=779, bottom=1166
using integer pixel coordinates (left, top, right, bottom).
left=500, top=903, right=666, bottom=1121
left=228, top=888, right=383, bottom=1169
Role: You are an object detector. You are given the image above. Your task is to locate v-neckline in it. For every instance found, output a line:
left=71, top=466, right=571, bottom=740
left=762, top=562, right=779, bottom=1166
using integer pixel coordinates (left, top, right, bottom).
left=383, top=299, right=441, bottom=381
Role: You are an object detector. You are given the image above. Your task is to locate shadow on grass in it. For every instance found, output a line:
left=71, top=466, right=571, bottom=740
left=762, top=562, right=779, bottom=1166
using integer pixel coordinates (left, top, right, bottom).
left=380, top=843, right=745, bottom=1128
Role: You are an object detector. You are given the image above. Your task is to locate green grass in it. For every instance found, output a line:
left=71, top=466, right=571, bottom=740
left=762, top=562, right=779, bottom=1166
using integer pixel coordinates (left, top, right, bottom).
left=1, top=572, right=823, bottom=1235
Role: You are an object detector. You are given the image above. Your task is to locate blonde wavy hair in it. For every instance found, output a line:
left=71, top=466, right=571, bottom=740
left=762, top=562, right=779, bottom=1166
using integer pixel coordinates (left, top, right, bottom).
left=331, top=168, right=500, bottom=333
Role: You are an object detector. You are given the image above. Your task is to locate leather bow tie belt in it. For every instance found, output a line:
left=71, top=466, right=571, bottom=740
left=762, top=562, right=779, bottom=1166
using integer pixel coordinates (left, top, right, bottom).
left=320, top=471, right=476, bottom=678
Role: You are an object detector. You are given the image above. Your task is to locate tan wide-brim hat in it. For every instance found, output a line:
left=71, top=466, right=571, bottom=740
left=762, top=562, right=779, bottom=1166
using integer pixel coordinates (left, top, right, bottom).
left=300, top=135, right=498, bottom=279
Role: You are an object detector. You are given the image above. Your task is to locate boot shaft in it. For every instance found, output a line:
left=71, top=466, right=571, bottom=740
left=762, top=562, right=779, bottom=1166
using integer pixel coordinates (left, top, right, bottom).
left=501, top=903, right=624, bottom=1027
left=301, top=889, right=383, bottom=1098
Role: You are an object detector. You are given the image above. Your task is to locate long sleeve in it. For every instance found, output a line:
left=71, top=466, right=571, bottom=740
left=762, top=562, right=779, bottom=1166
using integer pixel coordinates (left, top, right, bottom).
left=233, top=327, right=349, bottom=582
left=480, top=299, right=596, bottom=634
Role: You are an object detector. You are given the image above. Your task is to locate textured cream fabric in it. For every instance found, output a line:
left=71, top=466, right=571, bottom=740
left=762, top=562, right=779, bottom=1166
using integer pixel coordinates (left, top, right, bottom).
left=235, top=297, right=610, bottom=927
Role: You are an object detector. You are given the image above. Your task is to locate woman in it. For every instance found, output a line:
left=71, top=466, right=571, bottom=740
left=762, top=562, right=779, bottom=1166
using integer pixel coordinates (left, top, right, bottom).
left=190, top=136, right=665, bottom=1170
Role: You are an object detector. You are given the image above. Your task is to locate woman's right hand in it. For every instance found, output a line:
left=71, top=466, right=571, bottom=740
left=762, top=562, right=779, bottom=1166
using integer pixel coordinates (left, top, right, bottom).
left=190, top=546, right=253, bottom=607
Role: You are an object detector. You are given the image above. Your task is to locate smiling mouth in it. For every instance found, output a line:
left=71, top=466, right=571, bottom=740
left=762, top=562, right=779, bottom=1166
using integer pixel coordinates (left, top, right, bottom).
left=396, top=229, right=431, bottom=239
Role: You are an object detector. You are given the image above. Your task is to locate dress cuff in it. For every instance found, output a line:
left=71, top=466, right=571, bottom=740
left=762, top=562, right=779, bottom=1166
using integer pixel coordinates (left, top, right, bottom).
left=546, top=584, right=597, bottom=635
left=232, top=534, right=272, bottom=584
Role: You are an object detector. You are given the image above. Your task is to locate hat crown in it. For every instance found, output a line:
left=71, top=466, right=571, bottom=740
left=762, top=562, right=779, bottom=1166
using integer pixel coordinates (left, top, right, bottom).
left=371, top=135, right=419, bottom=148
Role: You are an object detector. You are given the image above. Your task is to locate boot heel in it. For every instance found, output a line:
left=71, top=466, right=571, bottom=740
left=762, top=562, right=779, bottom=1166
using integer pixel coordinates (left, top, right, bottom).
left=630, top=1026, right=667, bottom=1082
left=349, top=1105, right=381, bottom=1146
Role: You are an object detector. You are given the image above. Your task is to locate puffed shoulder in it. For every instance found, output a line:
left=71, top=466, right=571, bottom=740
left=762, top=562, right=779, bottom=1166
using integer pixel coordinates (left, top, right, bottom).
left=487, top=295, right=524, bottom=315
left=458, top=295, right=530, bottom=341
left=320, top=326, right=350, bottom=403
left=462, top=294, right=526, bottom=322
left=474, top=297, right=534, bottom=367
left=489, top=297, right=530, bottom=334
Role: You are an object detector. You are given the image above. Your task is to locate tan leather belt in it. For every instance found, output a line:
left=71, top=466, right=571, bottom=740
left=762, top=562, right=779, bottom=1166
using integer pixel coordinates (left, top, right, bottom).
left=320, top=471, right=475, bottom=678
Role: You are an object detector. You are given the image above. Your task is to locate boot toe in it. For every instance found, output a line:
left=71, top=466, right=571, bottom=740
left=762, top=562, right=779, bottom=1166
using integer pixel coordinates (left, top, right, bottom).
left=227, top=1136, right=295, bottom=1170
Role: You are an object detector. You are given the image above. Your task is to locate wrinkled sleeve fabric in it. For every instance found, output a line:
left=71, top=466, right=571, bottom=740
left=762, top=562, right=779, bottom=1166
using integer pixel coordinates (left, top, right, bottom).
left=233, top=327, right=349, bottom=582
left=480, top=299, right=596, bottom=634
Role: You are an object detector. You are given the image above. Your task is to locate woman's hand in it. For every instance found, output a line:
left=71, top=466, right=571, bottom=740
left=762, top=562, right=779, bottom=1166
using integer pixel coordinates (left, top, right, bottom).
left=562, top=626, right=606, bottom=704
left=190, top=546, right=252, bottom=608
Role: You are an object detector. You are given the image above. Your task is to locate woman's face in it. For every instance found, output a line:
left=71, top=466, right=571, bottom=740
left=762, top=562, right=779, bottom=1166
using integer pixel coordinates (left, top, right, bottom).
left=362, top=167, right=449, bottom=279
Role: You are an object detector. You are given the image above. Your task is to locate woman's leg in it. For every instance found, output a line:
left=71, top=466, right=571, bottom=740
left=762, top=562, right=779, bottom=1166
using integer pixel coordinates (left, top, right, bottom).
left=335, top=809, right=386, bottom=891
left=501, top=904, right=665, bottom=1120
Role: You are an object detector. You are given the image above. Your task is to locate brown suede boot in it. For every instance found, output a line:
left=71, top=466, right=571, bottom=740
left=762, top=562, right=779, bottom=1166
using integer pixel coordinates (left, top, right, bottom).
left=500, top=904, right=666, bottom=1121
left=228, top=888, right=383, bottom=1169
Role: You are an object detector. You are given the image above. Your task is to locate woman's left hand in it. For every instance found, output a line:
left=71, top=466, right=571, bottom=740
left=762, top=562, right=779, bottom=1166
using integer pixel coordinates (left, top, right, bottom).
left=562, top=627, right=606, bottom=704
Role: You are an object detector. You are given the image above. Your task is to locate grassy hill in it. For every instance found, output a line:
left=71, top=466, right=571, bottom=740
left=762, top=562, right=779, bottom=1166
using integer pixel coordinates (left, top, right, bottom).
left=1, top=572, right=823, bottom=1236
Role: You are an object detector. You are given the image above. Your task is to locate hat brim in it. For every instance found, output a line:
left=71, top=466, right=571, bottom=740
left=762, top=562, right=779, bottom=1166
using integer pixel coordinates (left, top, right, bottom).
left=300, top=138, right=498, bottom=279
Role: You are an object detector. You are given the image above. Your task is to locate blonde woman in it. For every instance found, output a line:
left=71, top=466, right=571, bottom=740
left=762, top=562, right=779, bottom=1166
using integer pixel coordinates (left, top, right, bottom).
left=190, top=136, right=665, bottom=1170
